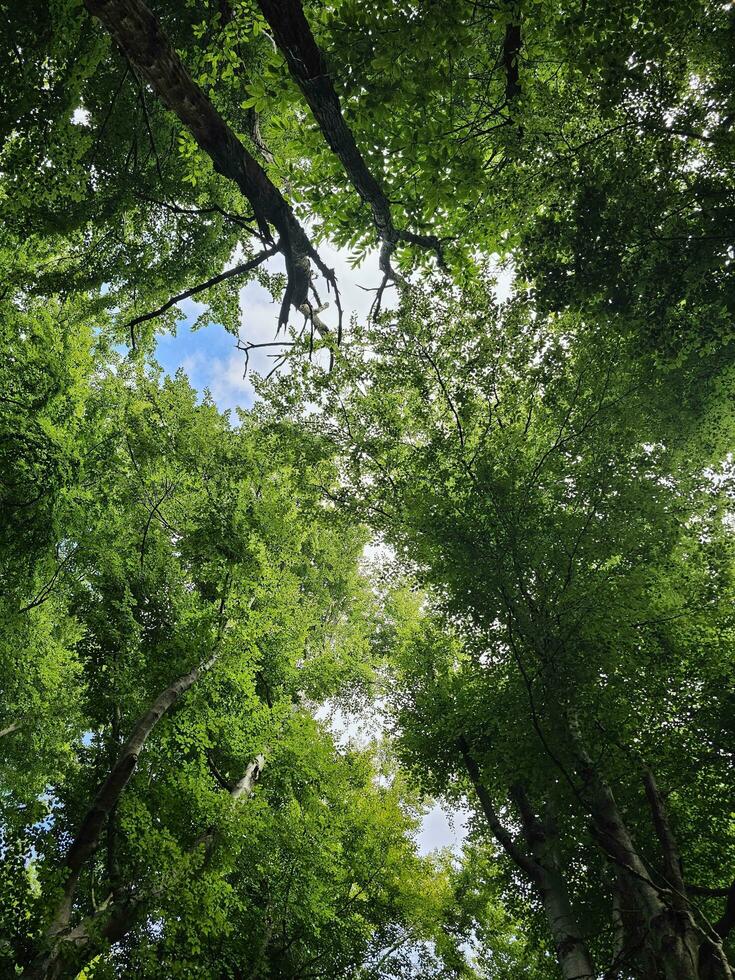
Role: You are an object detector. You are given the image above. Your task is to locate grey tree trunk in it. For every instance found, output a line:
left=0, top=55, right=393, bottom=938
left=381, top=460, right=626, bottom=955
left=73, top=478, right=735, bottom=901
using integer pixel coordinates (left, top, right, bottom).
left=26, top=747, right=264, bottom=980
left=458, top=737, right=595, bottom=979
left=23, top=650, right=221, bottom=980
left=511, top=784, right=595, bottom=980
left=562, top=711, right=731, bottom=980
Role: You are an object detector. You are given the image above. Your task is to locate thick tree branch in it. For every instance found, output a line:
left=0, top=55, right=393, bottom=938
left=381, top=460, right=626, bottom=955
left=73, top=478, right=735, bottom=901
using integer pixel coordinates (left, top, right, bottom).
left=714, top=881, right=735, bottom=940
left=84, top=0, right=333, bottom=329
left=0, top=719, right=24, bottom=739
left=255, top=0, right=444, bottom=285
left=44, top=643, right=224, bottom=946
left=246, top=107, right=276, bottom=166
left=642, top=768, right=686, bottom=902
left=29, top=753, right=265, bottom=980
left=502, top=14, right=522, bottom=105
left=458, top=738, right=595, bottom=978
left=688, top=884, right=735, bottom=899
left=560, top=710, right=725, bottom=979
left=206, top=748, right=233, bottom=792
left=231, top=754, right=265, bottom=799
left=456, top=736, right=536, bottom=878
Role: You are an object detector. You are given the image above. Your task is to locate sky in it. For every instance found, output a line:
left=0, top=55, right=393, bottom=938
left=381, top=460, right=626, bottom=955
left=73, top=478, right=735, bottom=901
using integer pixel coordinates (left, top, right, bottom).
left=154, top=240, right=514, bottom=413
left=153, top=242, right=513, bottom=856
left=154, top=239, right=388, bottom=412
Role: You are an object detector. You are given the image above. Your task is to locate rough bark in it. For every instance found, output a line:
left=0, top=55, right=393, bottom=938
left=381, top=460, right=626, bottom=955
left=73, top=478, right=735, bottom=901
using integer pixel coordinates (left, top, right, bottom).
left=458, top=737, right=594, bottom=979
left=255, top=0, right=443, bottom=279
left=502, top=18, right=522, bottom=104
left=257, top=0, right=393, bottom=238
left=83, top=0, right=328, bottom=327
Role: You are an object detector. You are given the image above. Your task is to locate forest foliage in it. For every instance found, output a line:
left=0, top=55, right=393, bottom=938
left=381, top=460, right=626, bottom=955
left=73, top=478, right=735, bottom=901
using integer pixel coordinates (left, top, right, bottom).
left=1, top=0, right=734, bottom=978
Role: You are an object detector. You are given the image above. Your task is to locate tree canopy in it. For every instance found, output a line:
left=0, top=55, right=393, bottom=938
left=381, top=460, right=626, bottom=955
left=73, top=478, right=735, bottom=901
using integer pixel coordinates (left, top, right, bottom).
left=1, top=0, right=734, bottom=978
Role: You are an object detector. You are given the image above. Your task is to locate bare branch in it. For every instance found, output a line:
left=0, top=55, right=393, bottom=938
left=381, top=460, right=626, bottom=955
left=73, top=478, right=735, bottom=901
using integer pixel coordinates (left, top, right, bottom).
left=125, top=245, right=279, bottom=342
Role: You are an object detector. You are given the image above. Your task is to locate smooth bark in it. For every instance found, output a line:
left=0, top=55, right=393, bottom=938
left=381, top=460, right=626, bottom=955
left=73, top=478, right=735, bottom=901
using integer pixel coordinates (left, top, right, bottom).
left=23, top=651, right=220, bottom=980
left=563, top=712, right=729, bottom=980
left=458, top=737, right=594, bottom=979
left=0, top=719, right=24, bottom=738
left=511, top=783, right=595, bottom=980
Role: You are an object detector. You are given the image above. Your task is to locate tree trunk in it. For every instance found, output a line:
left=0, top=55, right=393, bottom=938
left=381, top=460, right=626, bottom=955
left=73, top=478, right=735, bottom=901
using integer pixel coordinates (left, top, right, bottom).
left=26, top=747, right=264, bottom=980
left=563, top=710, right=708, bottom=980
left=458, top=737, right=595, bottom=979
left=23, top=651, right=219, bottom=980
left=510, top=784, right=595, bottom=980
left=697, top=880, right=735, bottom=980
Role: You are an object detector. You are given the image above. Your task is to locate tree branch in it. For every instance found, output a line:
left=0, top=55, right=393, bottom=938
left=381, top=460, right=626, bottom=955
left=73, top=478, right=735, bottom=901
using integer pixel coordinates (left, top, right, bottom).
left=510, top=783, right=595, bottom=980
left=230, top=754, right=265, bottom=800
left=501, top=9, right=522, bottom=105
left=456, top=735, right=537, bottom=879
left=28, top=754, right=265, bottom=980
left=711, top=880, right=735, bottom=940
left=0, top=720, right=24, bottom=739
left=45, top=639, right=225, bottom=943
left=642, top=767, right=686, bottom=903
left=125, top=244, right=279, bottom=341
left=688, top=884, right=735, bottom=899
left=84, top=0, right=331, bottom=328
left=18, top=546, right=79, bottom=614
left=255, top=0, right=445, bottom=285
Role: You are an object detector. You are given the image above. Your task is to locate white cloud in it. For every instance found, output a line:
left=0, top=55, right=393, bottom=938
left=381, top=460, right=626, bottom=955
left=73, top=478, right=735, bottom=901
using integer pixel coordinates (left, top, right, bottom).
left=417, top=802, right=469, bottom=856
left=206, top=350, right=256, bottom=410
left=160, top=237, right=513, bottom=415
left=72, top=107, right=91, bottom=126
